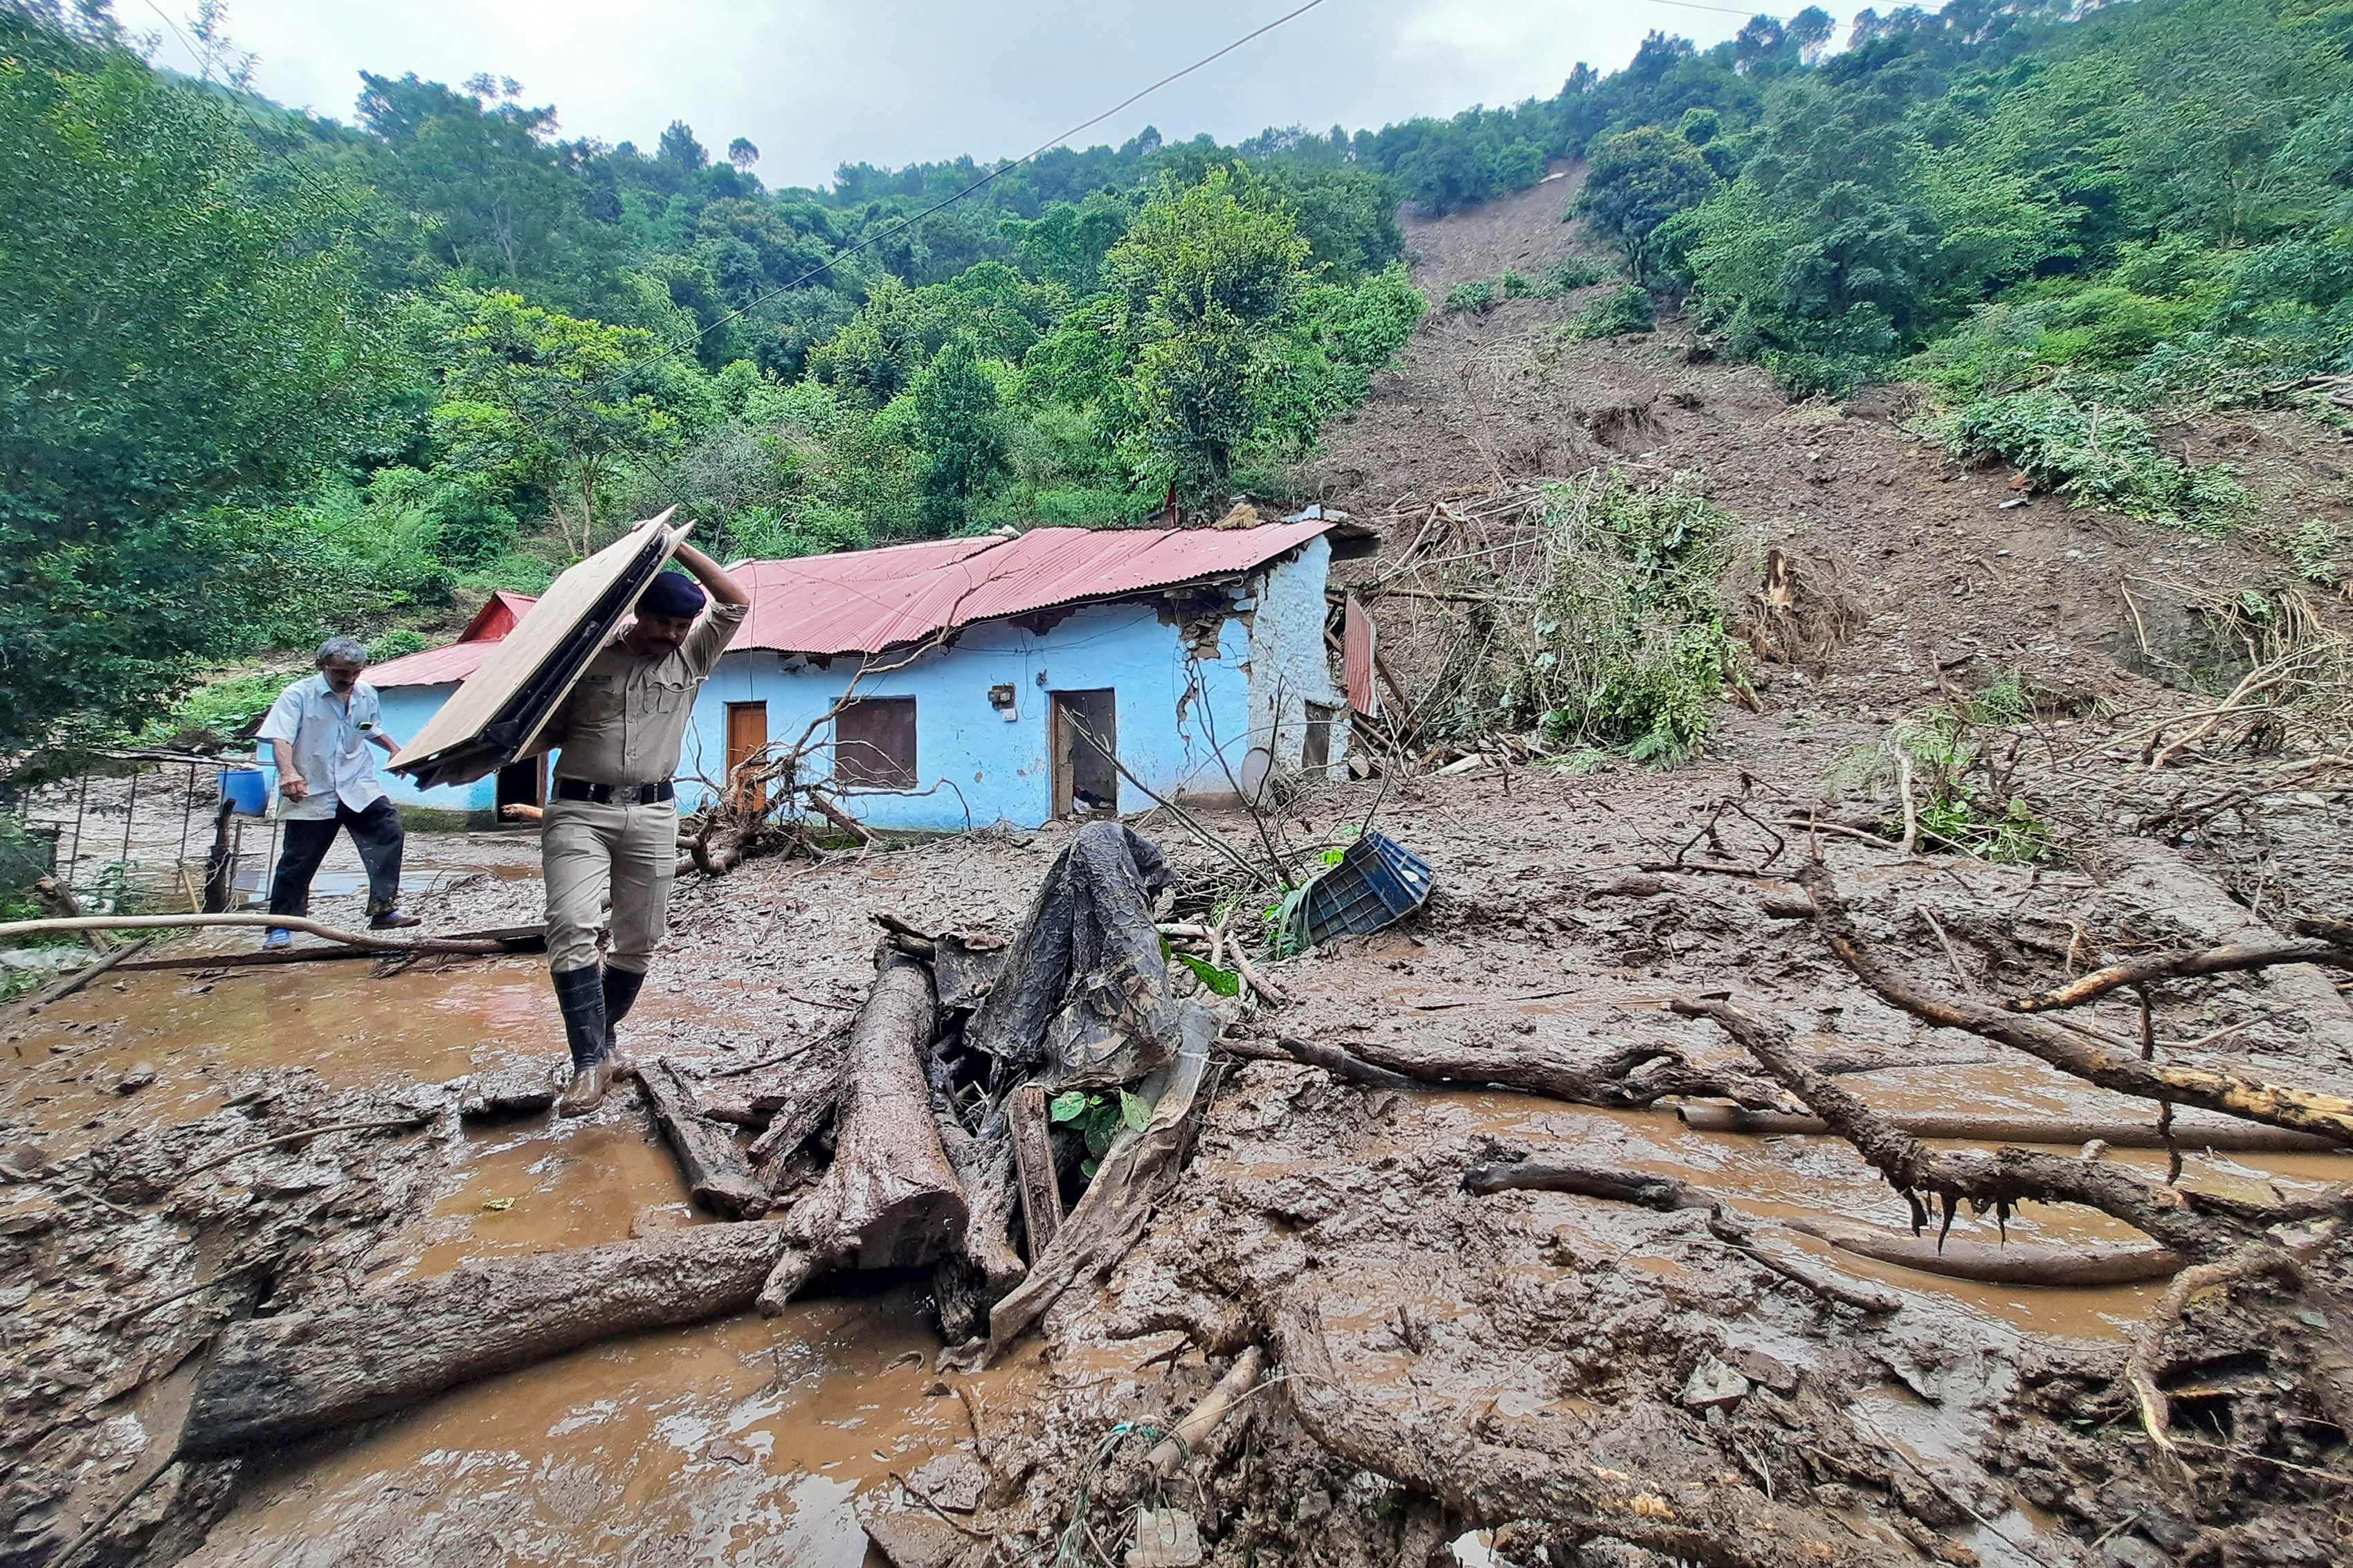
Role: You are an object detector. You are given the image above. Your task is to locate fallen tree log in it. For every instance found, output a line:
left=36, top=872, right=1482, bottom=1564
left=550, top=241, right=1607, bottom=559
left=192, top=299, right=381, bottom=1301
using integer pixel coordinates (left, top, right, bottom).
left=746, top=1035, right=849, bottom=1172
left=928, top=1097, right=1026, bottom=1342
left=1795, top=863, right=2353, bottom=1147
left=1233, top=1032, right=1790, bottom=1111
left=1781, top=1218, right=2186, bottom=1286
left=1677, top=1102, right=2344, bottom=1154
left=1462, top=1158, right=1902, bottom=1315
left=1147, top=1344, right=1267, bottom=1477
left=758, top=952, right=965, bottom=1313
left=638, top=1058, right=768, bottom=1219
left=182, top=1221, right=790, bottom=1455
left=1005, top=1082, right=1065, bottom=1258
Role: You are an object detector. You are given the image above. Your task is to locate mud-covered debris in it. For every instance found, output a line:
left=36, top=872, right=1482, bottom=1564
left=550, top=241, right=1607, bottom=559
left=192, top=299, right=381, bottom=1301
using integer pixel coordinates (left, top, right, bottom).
left=1681, top=1353, right=1751, bottom=1412
left=457, top=1063, right=557, bottom=1121
left=1128, top=1508, right=1203, bottom=1567
left=114, top=1061, right=154, bottom=1093
left=706, top=1436, right=754, bottom=1465
left=905, top=1453, right=984, bottom=1513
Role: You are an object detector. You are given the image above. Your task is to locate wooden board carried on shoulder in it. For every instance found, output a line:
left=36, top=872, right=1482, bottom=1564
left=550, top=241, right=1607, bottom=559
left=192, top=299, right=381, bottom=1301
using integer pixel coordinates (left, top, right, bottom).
left=390, top=513, right=684, bottom=789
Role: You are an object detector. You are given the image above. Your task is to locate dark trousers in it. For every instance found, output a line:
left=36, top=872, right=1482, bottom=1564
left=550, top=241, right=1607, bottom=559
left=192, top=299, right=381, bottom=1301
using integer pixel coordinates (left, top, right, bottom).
left=268, top=798, right=406, bottom=920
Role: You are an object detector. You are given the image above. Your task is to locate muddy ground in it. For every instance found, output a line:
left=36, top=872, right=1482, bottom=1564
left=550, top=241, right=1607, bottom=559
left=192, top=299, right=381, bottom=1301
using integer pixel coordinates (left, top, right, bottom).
left=7, top=172, right=2353, bottom=1566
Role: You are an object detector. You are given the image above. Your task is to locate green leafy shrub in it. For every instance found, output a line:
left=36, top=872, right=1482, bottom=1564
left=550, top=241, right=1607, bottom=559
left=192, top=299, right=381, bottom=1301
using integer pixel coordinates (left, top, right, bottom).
left=1443, top=279, right=1498, bottom=315
left=365, top=628, right=429, bottom=662
left=1937, top=391, right=2248, bottom=532
left=2289, top=518, right=2345, bottom=585
left=1566, top=283, right=1656, bottom=340
left=1543, top=254, right=1617, bottom=293
left=1830, top=675, right=2051, bottom=862
left=1499, top=268, right=1534, bottom=298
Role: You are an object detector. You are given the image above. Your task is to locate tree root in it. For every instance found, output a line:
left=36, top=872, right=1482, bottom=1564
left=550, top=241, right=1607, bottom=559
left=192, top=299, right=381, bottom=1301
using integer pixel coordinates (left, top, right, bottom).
left=1782, top=1217, right=2185, bottom=1286
left=1462, top=1157, right=1901, bottom=1315
left=2124, top=1244, right=2303, bottom=1473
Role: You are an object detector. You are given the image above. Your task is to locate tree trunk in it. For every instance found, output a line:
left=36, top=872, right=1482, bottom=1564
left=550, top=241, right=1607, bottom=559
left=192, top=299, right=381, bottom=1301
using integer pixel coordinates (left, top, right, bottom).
left=638, top=1057, right=769, bottom=1219
left=1782, top=1218, right=2186, bottom=1286
left=1677, top=1103, right=2343, bottom=1154
left=182, top=1222, right=790, bottom=1456
left=758, top=952, right=966, bottom=1313
left=1006, top=1082, right=1065, bottom=1259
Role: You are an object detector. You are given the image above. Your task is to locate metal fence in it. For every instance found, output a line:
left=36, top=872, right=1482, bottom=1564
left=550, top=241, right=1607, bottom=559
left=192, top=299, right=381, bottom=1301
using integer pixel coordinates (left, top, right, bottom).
left=3, top=751, right=278, bottom=915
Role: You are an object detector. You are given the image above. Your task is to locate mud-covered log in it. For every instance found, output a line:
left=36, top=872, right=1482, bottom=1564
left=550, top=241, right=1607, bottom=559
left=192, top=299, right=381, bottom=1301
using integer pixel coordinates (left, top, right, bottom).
left=1783, top=1218, right=2186, bottom=1286
left=929, top=1094, right=1026, bottom=1342
left=638, top=1057, right=768, bottom=1218
left=1006, top=1082, right=1064, bottom=1258
left=758, top=952, right=965, bottom=1313
left=2007, top=939, right=2353, bottom=1012
left=1678, top=1102, right=2344, bottom=1154
left=1147, top=1345, right=1267, bottom=1477
left=986, top=1015, right=1215, bottom=1360
left=183, top=1222, right=790, bottom=1455
left=1235, top=1032, right=1788, bottom=1111
left=747, top=1035, right=848, bottom=1174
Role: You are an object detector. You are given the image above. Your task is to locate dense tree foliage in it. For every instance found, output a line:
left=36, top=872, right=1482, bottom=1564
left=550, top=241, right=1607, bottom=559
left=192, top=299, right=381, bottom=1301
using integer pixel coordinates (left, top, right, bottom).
left=5, top=0, right=2349, bottom=758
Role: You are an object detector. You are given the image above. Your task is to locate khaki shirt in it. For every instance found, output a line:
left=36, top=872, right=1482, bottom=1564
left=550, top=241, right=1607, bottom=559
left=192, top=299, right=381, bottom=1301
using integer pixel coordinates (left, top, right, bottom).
left=543, top=601, right=747, bottom=786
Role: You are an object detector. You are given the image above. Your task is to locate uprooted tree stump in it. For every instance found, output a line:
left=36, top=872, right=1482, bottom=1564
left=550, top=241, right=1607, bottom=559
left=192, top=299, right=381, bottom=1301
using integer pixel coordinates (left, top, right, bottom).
left=758, top=949, right=965, bottom=1313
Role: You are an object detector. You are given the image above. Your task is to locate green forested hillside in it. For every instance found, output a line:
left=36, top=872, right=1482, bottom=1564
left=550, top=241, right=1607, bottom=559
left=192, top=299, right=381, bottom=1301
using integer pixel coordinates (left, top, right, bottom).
left=1, top=0, right=2347, bottom=758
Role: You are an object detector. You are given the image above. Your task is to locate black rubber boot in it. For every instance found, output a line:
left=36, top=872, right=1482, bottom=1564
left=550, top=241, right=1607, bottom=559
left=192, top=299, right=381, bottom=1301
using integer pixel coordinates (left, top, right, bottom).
left=602, top=965, right=646, bottom=1077
left=552, top=964, right=608, bottom=1073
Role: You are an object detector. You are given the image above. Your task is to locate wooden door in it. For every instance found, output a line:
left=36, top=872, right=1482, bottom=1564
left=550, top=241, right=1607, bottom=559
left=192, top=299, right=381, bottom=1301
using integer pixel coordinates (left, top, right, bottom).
left=725, top=702, right=768, bottom=810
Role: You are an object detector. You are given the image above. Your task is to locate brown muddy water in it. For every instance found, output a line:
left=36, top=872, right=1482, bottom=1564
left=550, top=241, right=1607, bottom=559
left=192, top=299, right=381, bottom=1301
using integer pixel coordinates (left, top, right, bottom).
left=9, top=960, right=2349, bottom=1562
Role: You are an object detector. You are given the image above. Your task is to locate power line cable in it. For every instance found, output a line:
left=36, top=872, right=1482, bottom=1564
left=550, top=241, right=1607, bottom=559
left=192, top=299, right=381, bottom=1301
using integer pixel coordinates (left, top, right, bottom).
left=651, top=0, right=1334, bottom=363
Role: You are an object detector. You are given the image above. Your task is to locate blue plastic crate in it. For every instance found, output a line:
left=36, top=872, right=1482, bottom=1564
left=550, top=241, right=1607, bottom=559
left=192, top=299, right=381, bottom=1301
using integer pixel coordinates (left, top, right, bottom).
left=1289, top=830, right=1433, bottom=949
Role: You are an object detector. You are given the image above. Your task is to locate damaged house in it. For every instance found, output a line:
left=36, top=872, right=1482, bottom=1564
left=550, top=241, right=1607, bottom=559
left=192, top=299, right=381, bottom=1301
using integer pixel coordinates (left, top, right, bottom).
left=367, top=518, right=1352, bottom=831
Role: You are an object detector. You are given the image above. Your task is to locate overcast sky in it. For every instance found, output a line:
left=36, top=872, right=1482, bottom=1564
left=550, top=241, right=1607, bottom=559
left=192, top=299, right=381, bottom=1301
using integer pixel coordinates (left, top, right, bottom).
left=138, top=0, right=1756, bottom=188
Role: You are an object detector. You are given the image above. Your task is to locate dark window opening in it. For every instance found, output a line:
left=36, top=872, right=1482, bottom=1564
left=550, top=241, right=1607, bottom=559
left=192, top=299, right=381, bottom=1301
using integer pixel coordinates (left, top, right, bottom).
left=835, top=697, right=917, bottom=790
left=1302, top=702, right=1336, bottom=773
left=495, top=757, right=543, bottom=817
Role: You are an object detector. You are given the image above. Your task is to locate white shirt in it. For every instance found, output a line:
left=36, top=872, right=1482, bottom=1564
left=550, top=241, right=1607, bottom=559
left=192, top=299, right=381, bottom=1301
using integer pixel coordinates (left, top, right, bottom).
left=257, top=674, right=389, bottom=821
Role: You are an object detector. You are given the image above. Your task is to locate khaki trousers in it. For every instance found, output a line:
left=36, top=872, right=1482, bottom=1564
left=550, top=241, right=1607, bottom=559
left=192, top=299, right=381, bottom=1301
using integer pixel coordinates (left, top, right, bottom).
left=542, top=797, right=677, bottom=975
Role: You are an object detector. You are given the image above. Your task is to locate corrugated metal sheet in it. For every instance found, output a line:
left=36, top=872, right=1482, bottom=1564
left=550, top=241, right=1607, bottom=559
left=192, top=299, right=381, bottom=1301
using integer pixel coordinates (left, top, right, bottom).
left=1343, top=594, right=1377, bottom=716
left=370, top=592, right=540, bottom=689
left=736, top=520, right=1334, bottom=656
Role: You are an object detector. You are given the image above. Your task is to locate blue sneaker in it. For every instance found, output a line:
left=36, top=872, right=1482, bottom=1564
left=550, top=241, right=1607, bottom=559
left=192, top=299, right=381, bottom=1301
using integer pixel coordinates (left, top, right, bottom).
left=263, top=928, right=292, bottom=951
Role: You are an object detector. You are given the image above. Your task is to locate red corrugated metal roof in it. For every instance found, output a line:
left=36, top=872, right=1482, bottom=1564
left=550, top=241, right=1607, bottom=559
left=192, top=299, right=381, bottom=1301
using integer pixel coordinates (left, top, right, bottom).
left=737, top=520, right=1333, bottom=656
left=370, top=592, right=540, bottom=689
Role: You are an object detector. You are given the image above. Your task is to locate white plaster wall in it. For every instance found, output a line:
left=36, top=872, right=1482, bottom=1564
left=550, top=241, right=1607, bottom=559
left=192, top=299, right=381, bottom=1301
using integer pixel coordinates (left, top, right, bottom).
left=1239, top=536, right=1350, bottom=797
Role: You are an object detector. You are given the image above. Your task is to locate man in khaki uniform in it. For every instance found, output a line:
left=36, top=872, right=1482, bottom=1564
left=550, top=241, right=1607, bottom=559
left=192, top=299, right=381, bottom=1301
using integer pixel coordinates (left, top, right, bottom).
left=538, top=543, right=748, bottom=1113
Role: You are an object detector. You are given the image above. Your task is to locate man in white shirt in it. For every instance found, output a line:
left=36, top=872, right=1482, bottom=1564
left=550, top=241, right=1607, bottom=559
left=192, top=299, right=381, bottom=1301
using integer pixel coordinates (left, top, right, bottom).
left=255, top=637, right=419, bottom=949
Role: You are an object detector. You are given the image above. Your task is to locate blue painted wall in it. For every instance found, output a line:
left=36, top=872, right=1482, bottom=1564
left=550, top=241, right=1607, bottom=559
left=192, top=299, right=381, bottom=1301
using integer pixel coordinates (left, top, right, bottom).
left=361, top=538, right=1344, bottom=833
left=675, top=540, right=1344, bottom=831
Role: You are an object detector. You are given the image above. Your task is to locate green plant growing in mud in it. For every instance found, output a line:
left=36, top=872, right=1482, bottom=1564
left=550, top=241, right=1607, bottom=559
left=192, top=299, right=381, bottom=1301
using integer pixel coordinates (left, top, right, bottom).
left=1565, top=282, right=1655, bottom=340
left=1049, top=1087, right=1151, bottom=1178
left=1429, top=471, right=1742, bottom=765
left=1442, top=279, right=1497, bottom=315
left=1541, top=254, right=1617, bottom=295
left=1832, top=674, right=2053, bottom=862
left=1932, top=390, right=2247, bottom=534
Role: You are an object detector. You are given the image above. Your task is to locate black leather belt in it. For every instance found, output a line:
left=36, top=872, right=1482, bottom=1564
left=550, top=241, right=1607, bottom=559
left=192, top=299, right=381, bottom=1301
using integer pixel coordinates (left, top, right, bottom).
left=554, top=778, right=675, bottom=805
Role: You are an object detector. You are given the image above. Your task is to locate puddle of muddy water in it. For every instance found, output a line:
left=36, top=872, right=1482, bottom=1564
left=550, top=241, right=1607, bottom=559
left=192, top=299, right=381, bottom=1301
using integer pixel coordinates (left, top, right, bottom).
left=184, top=1293, right=950, bottom=1568
left=2, top=960, right=561, bottom=1152
left=5, top=961, right=988, bottom=1567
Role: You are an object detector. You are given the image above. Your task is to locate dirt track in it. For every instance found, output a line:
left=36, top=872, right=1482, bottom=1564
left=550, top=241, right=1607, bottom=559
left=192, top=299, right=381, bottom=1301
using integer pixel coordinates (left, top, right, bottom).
left=7, top=176, right=2353, bottom=1566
